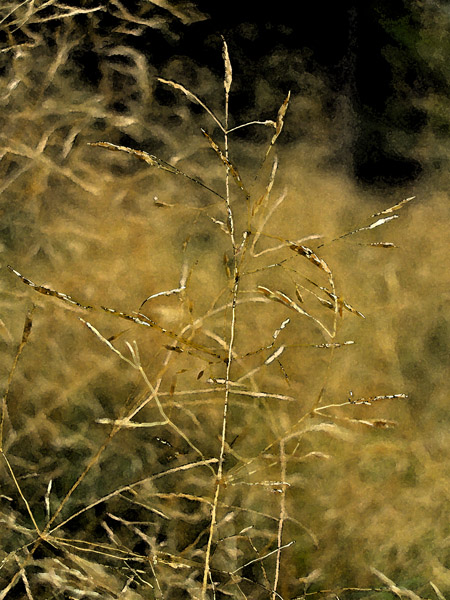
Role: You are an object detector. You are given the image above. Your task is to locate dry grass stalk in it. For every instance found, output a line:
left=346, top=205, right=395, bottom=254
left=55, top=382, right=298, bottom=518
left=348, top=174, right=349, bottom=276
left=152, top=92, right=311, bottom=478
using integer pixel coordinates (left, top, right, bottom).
left=0, top=27, right=422, bottom=599
left=201, top=37, right=239, bottom=598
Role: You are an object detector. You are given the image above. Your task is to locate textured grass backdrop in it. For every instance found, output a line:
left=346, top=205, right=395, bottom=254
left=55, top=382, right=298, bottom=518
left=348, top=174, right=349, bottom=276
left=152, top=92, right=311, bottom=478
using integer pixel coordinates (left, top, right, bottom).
left=0, top=4, right=449, bottom=599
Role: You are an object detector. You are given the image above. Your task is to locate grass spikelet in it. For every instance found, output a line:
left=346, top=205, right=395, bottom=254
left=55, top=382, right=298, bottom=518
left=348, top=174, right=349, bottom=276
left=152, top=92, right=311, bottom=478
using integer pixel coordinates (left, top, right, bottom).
left=88, top=141, right=224, bottom=199
left=222, top=35, right=232, bottom=95
left=252, top=156, right=278, bottom=216
left=156, top=77, right=224, bottom=131
left=7, top=266, right=93, bottom=310
left=371, top=195, right=415, bottom=217
left=264, top=345, right=286, bottom=365
left=302, top=277, right=365, bottom=318
left=368, top=241, right=397, bottom=248
left=264, top=91, right=291, bottom=162
left=327, top=214, right=399, bottom=245
left=257, top=285, right=332, bottom=337
left=289, top=244, right=332, bottom=276
left=201, top=128, right=250, bottom=200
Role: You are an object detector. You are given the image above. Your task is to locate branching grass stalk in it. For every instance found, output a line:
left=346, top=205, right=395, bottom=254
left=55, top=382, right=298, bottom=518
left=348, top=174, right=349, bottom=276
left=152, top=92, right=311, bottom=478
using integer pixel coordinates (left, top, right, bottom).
left=201, top=37, right=240, bottom=598
left=1, top=27, right=418, bottom=597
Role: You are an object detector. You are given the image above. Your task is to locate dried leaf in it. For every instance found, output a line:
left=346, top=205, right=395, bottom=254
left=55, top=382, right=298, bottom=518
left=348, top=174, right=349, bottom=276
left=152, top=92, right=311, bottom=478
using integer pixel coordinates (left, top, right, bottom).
left=207, top=377, right=244, bottom=387
left=297, top=569, right=322, bottom=588
left=1, top=307, right=36, bottom=449
left=165, top=345, right=183, bottom=353
left=210, top=216, right=229, bottom=234
left=275, top=92, right=291, bottom=135
left=368, top=215, right=399, bottom=229
left=320, top=288, right=364, bottom=318
left=20, top=309, right=33, bottom=345
left=257, top=286, right=308, bottom=315
left=149, top=0, right=207, bottom=25
left=139, top=284, right=186, bottom=310
left=316, top=296, right=334, bottom=310
left=153, top=197, right=173, bottom=207
left=107, top=329, right=129, bottom=343
left=295, top=422, right=354, bottom=441
left=302, top=277, right=364, bottom=318
left=223, top=253, right=231, bottom=278
left=299, top=452, right=331, bottom=461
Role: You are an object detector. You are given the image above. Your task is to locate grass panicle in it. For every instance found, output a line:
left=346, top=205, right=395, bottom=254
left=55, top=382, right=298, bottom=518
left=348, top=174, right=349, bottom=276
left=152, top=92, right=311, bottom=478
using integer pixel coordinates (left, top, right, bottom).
left=1, top=23, right=442, bottom=600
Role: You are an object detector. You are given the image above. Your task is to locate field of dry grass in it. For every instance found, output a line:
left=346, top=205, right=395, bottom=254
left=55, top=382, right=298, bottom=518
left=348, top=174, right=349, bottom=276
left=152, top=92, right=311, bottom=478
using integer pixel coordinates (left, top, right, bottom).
left=0, top=4, right=449, bottom=599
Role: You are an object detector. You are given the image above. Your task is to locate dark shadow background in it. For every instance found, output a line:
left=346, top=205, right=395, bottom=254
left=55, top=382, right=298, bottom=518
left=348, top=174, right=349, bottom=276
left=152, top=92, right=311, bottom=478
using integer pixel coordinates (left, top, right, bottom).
left=5, top=0, right=446, bottom=188
left=51, top=0, right=449, bottom=188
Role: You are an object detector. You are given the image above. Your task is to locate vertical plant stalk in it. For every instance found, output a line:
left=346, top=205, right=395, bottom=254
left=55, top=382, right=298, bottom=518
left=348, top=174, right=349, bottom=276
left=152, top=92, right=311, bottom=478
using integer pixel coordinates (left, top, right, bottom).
left=272, top=440, right=287, bottom=599
left=201, top=37, right=238, bottom=598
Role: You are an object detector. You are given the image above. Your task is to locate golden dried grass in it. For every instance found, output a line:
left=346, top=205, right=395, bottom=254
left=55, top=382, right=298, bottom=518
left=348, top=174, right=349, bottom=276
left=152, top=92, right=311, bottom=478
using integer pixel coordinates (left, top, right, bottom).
left=0, top=7, right=449, bottom=600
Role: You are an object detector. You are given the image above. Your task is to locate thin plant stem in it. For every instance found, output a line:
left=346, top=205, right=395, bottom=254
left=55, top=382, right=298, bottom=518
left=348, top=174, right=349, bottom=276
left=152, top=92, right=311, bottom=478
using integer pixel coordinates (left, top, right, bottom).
left=202, top=37, right=239, bottom=598
left=272, top=440, right=287, bottom=599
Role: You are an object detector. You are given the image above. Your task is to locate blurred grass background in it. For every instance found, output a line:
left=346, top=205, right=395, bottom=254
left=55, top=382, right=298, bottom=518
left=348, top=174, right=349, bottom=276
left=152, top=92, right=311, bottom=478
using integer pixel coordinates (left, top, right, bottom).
left=0, top=2, right=449, bottom=598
